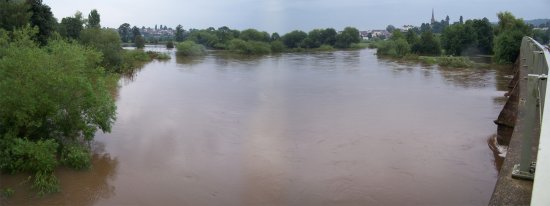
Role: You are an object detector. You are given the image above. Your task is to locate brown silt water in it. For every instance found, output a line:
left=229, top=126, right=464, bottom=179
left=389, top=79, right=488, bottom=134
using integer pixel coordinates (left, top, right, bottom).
left=1, top=47, right=512, bottom=205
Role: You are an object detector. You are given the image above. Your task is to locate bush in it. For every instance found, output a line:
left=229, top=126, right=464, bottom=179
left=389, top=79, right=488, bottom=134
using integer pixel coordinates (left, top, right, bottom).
left=146, top=51, right=171, bottom=60
left=316, top=44, right=335, bottom=51
left=32, top=171, right=59, bottom=196
left=228, top=39, right=271, bottom=55
left=166, top=41, right=174, bottom=49
left=61, top=144, right=92, bottom=170
left=134, top=35, right=145, bottom=49
left=270, top=40, right=286, bottom=53
left=79, top=28, right=123, bottom=70
left=120, top=49, right=151, bottom=72
left=176, top=40, right=206, bottom=56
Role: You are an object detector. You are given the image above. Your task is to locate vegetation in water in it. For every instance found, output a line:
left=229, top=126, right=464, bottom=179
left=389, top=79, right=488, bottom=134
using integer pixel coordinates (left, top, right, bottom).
left=176, top=40, right=206, bottom=56
left=0, top=2, right=154, bottom=196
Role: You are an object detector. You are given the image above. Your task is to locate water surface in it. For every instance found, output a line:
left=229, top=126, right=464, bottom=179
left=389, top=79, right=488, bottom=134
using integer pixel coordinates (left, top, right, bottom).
left=1, top=47, right=512, bottom=205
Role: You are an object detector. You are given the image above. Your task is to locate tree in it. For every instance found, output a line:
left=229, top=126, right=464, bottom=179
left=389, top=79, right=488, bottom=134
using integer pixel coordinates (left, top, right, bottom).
left=459, top=16, right=464, bottom=24
left=405, top=29, right=420, bottom=45
left=303, top=29, right=323, bottom=48
left=493, top=12, right=532, bottom=64
left=413, top=31, right=441, bottom=56
left=118, top=23, right=131, bottom=43
left=80, top=28, right=123, bottom=70
left=175, top=24, right=185, bottom=42
left=386, top=25, right=396, bottom=33
left=239, top=29, right=270, bottom=42
left=282, top=30, right=307, bottom=48
left=472, top=18, right=494, bottom=54
left=441, top=22, right=476, bottom=56
left=59, top=11, right=84, bottom=39
left=27, top=0, right=57, bottom=45
left=131, top=26, right=141, bottom=42
left=271, top=32, right=280, bottom=41
left=445, top=15, right=450, bottom=26
left=335, top=27, right=360, bottom=48
left=87, top=9, right=100, bottom=28
left=0, top=0, right=31, bottom=31
left=320, top=28, right=337, bottom=45
left=420, top=23, right=431, bottom=33
left=0, top=27, right=116, bottom=194
left=134, top=35, right=145, bottom=49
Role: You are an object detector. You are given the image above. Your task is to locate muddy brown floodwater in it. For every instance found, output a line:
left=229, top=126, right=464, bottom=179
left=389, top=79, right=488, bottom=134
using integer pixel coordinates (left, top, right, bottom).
left=1, top=46, right=513, bottom=205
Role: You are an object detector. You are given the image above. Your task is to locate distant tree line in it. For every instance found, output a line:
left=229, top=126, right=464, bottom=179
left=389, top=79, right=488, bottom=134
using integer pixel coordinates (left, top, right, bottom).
left=376, top=12, right=547, bottom=64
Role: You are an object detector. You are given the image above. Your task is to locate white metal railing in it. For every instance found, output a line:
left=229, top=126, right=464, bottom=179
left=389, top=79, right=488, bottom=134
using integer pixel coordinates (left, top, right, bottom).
left=525, top=36, right=550, bottom=205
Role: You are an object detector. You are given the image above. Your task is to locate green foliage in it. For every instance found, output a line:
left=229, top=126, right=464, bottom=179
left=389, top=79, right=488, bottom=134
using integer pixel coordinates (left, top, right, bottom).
left=188, top=30, right=219, bottom=48
left=176, top=40, right=206, bottom=56
left=315, top=44, right=335, bottom=51
left=80, top=28, right=123, bottom=70
left=58, top=11, right=84, bottom=40
left=494, top=12, right=532, bottom=64
left=146, top=51, right=171, bottom=60
left=335, top=27, right=360, bottom=48
left=270, top=40, right=286, bottom=53
left=134, top=35, right=145, bottom=49
left=32, top=171, right=59, bottom=196
left=376, top=39, right=410, bottom=57
left=349, top=42, right=368, bottom=49
left=494, top=30, right=524, bottom=64
left=0, top=138, right=58, bottom=174
left=0, top=0, right=31, bottom=31
left=1, top=188, right=15, bottom=198
left=27, top=0, right=56, bottom=45
left=61, top=144, right=91, bottom=170
left=87, top=9, right=101, bottom=28
left=282, top=30, right=307, bottom=48
left=239, top=29, right=270, bottom=42
left=166, top=40, right=174, bottom=49
left=175, top=24, right=185, bottom=42
left=441, top=23, right=476, bottom=56
left=413, top=31, right=442, bottom=56
left=120, top=49, right=151, bottom=72
left=118, top=23, right=131, bottom=43
left=228, top=39, right=271, bottom=55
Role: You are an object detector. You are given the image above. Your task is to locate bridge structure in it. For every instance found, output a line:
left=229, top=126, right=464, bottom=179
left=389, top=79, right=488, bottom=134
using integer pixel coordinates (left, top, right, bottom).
left=490, top=37, right=550, bottom=205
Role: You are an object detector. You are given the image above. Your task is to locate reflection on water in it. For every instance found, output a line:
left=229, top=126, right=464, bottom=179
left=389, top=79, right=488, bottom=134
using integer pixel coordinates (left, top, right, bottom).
left=1, top=46, right=513, bottom=205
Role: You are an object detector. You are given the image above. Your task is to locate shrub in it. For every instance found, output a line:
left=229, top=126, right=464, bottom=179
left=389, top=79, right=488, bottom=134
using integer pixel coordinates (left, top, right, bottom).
left=228, top=39, right=271, bottom=55
left=176, top=40, right=206, bottom=56
left=316, top=44, right=335, bottom=51
left=61, top=144, right=92, bottom=170
left=32, top=171, right=59, bottom=196
left=166, top=40, right=174, bottom=49
left=79, top=28, right=123, bottom=70
left=270, top=40, right=286, bottom=53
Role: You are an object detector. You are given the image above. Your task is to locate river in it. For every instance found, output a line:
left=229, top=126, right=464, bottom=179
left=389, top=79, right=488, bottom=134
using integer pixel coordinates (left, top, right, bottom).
left=1, top=46, right=512, bottom=205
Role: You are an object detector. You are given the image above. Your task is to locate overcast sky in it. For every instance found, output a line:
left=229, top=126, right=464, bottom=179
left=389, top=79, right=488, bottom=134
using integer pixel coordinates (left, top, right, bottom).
left=43, top=0, right=550, bottom=33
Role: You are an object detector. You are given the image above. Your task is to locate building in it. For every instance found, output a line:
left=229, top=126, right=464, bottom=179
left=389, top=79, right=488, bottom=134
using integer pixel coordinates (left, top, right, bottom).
left=431, top=9, right=436, bottom=24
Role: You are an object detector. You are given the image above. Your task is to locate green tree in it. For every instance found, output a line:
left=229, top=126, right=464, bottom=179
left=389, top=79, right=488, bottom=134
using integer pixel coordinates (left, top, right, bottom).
left=320, top=28, right=337, bottom=45
left=441, top=22, right=476, bottom=55
left=386, top=25, right=396, bottom=33
left=175, top=24, right=185, bottom=42
left=134, top=35, right=145, bottom=48
left=472, top=18, right=494, bottom=54
left=80, top=28, right=123, bottom=70
left=0, top=0, right=31, bottom=31
left=271, top=32, right=280, bottom=41
left=493, top=12, right=532, bottom=64
left=239, top=29, right=270, bottom=42
left=303, top=29, right=323, bottom=48
left=87, top=9, right=100, bottom=28
left=118, top=23, right=131, bottom=43
left=335, top=27, right=360, bottom=48
left=27, top=0, right=57, bottom=45
left=58, top=11, right=84, bottom=39
left=131, top=26, right=140, bottom=42
left=413, top=31, right=441, bottom=56
left=0, top=27, right=116, bottom=194
left=405, top=29, right=420, bottom=45
left=282, top=30, right=307, bottom=48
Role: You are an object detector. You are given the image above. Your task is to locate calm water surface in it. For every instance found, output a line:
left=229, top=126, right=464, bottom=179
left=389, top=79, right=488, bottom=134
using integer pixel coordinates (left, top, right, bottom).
left=1, top=46, right=512, bottom=205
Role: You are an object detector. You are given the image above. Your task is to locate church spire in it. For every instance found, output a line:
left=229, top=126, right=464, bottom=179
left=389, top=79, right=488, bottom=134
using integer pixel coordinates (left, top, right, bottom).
left=431, top=8, right=436, bottom=24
